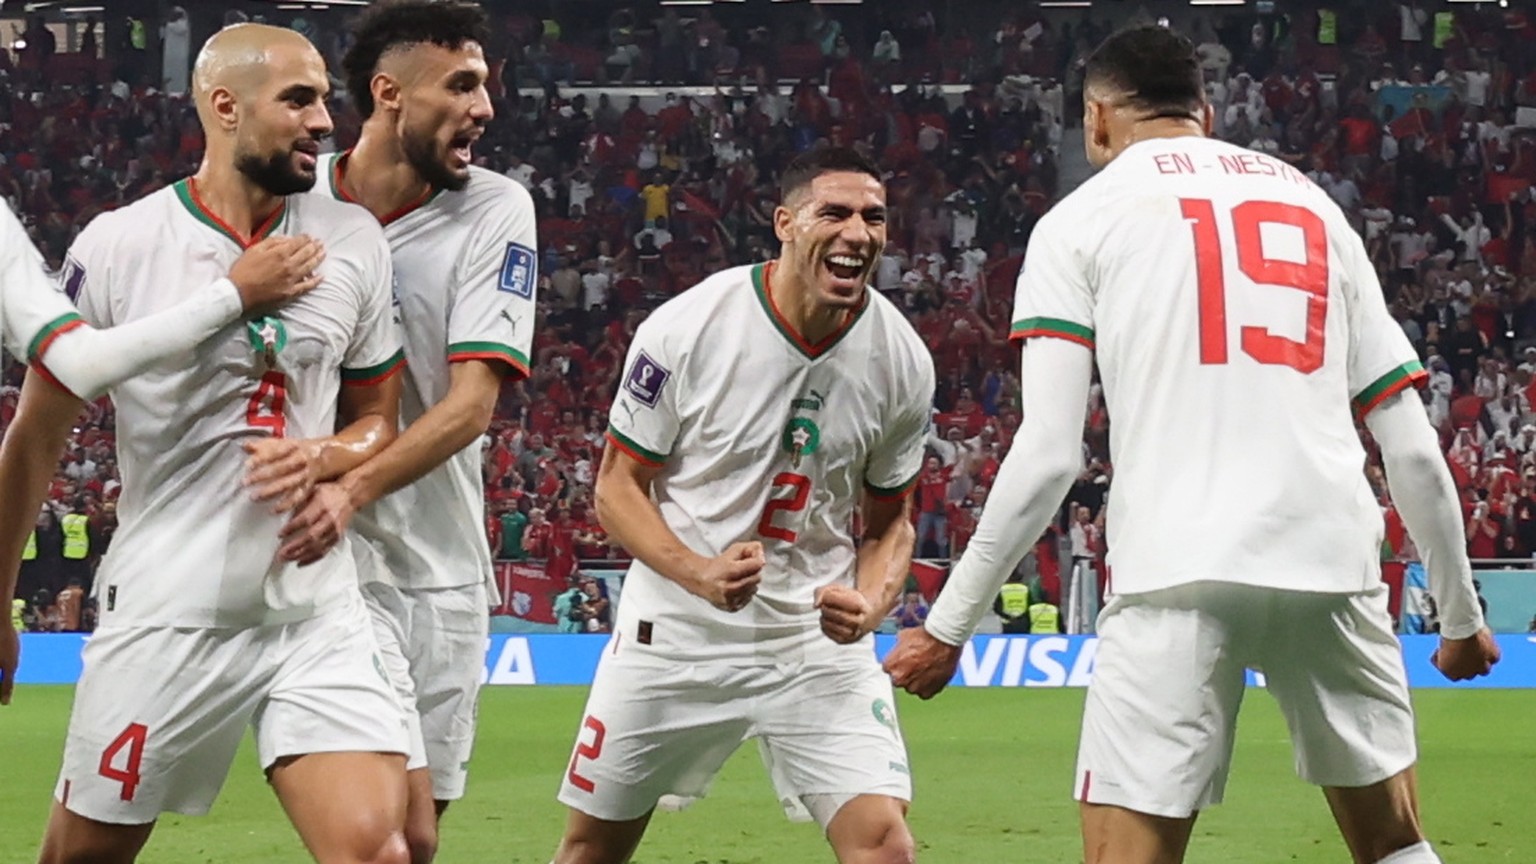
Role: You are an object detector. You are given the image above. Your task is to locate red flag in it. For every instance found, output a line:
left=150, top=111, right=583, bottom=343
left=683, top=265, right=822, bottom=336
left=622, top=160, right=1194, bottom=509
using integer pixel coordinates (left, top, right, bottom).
left=675, top=188, right=721, bottom=222
left=911, top=560, right=948, bottom=603
left=496, top=562, right=560, bottom=624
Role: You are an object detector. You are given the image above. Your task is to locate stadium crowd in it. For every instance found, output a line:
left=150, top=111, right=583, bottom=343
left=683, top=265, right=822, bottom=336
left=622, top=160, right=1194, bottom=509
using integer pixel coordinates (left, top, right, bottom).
left=7, top=2, right=1536, bottom=632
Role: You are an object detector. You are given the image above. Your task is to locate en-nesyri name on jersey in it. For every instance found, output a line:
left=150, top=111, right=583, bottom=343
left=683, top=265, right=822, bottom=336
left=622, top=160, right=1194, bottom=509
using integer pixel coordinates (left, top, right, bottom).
left=606, top=262, right=935, bottom=664
left=66, top=180, right=402, bottom=627
left=314, top=152, right=538, bottom=596
left=1013, top=136, right=1424, bottom=596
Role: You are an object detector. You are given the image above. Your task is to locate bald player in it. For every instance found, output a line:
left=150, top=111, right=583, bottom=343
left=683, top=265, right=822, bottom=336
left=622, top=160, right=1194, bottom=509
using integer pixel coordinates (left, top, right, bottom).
left=35, top=25, right=414, bottom=864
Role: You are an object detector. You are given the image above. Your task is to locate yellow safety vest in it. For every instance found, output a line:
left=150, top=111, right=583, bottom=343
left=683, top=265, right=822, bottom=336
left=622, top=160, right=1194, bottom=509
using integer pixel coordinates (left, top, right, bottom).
left=10, top=598, right=24, bottom=631
left=61, top=514, right=89, bottom=560
left=1028, top=602, right=1060, bottom=634
left=999, top=583, right=1030, bottom=618
left=22, top=530, right=37, bottom=561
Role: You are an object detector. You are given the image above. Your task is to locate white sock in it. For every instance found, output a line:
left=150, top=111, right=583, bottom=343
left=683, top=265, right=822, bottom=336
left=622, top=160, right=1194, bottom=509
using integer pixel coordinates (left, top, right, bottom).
left=1376, top=841, right=1442, bottom=864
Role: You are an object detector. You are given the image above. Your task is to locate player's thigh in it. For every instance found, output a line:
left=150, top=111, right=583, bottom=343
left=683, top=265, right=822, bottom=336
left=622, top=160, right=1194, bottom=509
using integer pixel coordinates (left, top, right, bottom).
left=362, top=580, right=428, bottom=775
left=253, top=594, right=411, bottom=772
left=754, top=658, right=912, bottom=830
left=1076, top=586, right=1251, bottom=820
left=558, top=646, right=753, bottom=823
left=54, top=626, right=263, bottom=826
left=1260, top=586, right=1417, bottom=788
left=270, top=751, right=410, bottom=864
left=402, top=583, right=488, bottom=802
left=37, top=802, right=156, bottom=864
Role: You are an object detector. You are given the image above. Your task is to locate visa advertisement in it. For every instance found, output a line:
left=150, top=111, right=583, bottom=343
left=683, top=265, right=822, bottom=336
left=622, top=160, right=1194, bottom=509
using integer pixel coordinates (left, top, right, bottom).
left=16, top=633, right=1536, bottom=689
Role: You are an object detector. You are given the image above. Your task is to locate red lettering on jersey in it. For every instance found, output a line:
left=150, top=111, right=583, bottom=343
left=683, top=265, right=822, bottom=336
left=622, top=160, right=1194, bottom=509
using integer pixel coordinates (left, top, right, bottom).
left=1153, top=153, right=1195, bottom=175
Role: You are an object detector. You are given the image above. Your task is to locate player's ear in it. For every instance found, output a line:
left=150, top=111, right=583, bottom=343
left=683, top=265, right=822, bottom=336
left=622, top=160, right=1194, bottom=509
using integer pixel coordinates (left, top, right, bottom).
left=370, top=71, right=403, bottom=114
left=208, top=86, right=241, bottom=133
left=1200, top=102, right=1215, bottom=136
left=772, top=204, right=795, bottom=245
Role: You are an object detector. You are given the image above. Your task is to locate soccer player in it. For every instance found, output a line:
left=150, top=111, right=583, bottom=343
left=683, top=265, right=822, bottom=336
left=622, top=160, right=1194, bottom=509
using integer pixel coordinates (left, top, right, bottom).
left=883, top=26, right=1501, bottom=864
left=550, top=146, right=934, bottom=864
left=269, top=2, right=535, bottom=860
left=0, top=202, right=325, bottom=704
left=31, top=24, right=415, bottom=864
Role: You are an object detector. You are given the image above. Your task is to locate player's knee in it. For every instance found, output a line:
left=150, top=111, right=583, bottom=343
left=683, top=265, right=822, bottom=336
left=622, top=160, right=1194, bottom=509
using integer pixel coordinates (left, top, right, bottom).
left=404, top=822, right=438, bottom=864
left=315, top=825, right=410, bottom=864
left=356, top=830, right=411, bottom=864
left=874, top=824, right=917, bottom=864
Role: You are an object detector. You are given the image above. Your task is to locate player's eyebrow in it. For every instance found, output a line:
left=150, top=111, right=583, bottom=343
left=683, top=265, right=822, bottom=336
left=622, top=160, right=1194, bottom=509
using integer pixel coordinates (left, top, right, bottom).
left=445, top=69, right=483, bottom=90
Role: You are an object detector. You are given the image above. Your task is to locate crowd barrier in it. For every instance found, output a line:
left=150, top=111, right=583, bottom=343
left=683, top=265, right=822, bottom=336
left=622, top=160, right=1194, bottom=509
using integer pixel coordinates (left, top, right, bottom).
left=16, top=633, right=1536, bottom=688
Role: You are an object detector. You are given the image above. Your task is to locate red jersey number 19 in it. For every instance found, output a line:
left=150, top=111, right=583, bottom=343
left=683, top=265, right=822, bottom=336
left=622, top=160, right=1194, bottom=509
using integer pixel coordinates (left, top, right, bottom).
left=1181, top=198, right=1330, bottom=374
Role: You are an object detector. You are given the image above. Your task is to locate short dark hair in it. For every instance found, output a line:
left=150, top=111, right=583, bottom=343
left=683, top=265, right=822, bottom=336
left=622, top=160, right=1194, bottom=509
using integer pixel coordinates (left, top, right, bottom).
left=1085, top=25, right=1204, bottom=120
left=779, top=146, right=883, bottom=203
left=343, top=0, right=491, bottom=118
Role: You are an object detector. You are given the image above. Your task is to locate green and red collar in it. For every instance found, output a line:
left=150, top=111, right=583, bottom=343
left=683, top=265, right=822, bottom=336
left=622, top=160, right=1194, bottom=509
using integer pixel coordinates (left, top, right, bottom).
left=173, top=178, right=287, bottom=249
left=751, top=261, right=868, bottom=360
left=330, top=149, right=440, bottom=226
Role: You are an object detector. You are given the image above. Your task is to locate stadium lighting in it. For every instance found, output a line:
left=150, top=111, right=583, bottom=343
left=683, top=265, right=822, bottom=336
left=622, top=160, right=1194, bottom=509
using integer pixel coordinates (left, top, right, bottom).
left=62, top=5, right=105, bottom=12
left=1039, top=2, right=1092, bottom=7
left=1189, top=0, right=1247, bottom=5
left=658, top=0, right=712, bottom=5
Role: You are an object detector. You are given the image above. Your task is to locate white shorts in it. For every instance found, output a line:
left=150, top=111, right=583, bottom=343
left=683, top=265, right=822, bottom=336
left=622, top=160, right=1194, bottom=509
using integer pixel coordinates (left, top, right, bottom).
left=557, top=639, right=912, bottom=829
left=1075, top=583, right=1416, bottom=819
left=55, top=595, right=409, bottom=825
left=363, top=579, right=488, bottom=801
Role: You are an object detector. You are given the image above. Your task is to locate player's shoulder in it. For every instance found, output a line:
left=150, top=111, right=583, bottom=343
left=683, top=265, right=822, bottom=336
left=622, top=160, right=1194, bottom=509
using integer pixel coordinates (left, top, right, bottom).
left=863, top=290, right=931, bottom=358
left=72, top=184, right=176, bottom=252
left=463, top=165, right=533, bottom=209
left=644, top=263, right=758, bottom=332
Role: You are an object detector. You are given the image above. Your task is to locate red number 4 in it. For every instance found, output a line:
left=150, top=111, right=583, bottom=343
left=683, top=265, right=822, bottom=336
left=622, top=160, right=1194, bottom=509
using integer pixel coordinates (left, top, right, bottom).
left=99, top=722, right=148, bottom=801
left=757, top=472, right=811, bottom=543
left=1181, top=198, right=1330, bottom=374
left=567, top=715, right=606, bottom=793
left=246, top=370, right=288, bottom=437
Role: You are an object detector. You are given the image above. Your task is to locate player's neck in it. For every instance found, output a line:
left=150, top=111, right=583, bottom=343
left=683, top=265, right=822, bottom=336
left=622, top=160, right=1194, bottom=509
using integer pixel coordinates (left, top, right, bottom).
left=1119, top=119, right=1207, bottom=153
left=768, top=260, right=853, bottom=346
left=189, top=160, right=283, bottom=241
left=342, top=129, right=433, bottom=221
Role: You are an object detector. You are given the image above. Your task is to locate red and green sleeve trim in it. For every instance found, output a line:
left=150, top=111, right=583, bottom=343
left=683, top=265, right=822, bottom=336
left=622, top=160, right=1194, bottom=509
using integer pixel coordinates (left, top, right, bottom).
left=26, top=312, right=87, bottom=362
left=865, top=470, right=920, bottom=501
left=1010, top=316, right=1095, bottom=349
left=447, top=341, right=531, bottom=379
left=341, top=349, right=407, bottom=387
left=1353, top=361, right=1429, bottom=419
left=605, top=425, right=667, bottom=467
left=28, top=360, right=79, bottom=399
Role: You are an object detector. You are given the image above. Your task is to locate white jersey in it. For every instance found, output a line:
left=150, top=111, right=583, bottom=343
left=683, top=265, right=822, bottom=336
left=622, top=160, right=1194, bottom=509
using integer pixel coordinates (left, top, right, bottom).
left=315, top=152, right=537, bottom=592
left=0, top=201, right=87, bottom=364
left=1014, top=137, right=1424, bottom=596
left=68, top=180, right=403, bottom=627
left=608, top=263, right=934, bottom=664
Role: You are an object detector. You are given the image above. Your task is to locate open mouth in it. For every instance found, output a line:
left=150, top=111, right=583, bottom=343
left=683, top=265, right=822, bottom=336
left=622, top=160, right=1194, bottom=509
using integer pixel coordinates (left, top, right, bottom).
left=448, top=129, right=482, bottom=165
left=293, top=140, right=320, bottom=170
left=823, top=252, right=868, bottom=283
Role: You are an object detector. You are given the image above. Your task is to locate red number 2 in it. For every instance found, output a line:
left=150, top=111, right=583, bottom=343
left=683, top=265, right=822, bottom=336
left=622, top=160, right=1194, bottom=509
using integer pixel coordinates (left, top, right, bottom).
left=1181, top=198, right=1330, bottom=374
left=245, top=370, right=288, bottom=437
left=99, top=722, right=148, bottom=801
left=567, top=715, right=606, bottom=793
left=756, top=472, right=812, bottom=543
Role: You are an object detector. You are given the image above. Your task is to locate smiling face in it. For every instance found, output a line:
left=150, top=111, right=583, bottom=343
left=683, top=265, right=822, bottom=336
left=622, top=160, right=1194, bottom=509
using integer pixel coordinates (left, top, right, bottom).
left=774, top=171, right=887, bottom=310
left=379, top=40, right=493, bottom=191
left=230, top=41, right=332, bottom=195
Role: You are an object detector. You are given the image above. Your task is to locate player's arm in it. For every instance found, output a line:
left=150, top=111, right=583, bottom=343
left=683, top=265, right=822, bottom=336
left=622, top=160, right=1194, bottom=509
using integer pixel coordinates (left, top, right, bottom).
left=885, top=338, right=1092, bottom=698
left=1366, top=392, right=1501, bottom=679
left=6, top=208, right=325, bottom=400
left=0, top=372, right=85, bottom=705
left=814, top=492, right=917, bottom=645
left=595, top=445, right=764, bottom=612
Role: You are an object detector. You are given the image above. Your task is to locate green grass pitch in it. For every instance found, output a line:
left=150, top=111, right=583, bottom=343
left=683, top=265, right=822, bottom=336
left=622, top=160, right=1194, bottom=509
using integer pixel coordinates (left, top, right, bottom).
left=1, top=686, right=1531, bottom=863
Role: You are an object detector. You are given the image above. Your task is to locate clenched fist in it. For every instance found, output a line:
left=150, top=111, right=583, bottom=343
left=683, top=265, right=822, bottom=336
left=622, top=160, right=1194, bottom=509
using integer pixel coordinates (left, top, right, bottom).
left=814, top=584, right=878, bottom=644
left=688, top=542, right=765, bottom=612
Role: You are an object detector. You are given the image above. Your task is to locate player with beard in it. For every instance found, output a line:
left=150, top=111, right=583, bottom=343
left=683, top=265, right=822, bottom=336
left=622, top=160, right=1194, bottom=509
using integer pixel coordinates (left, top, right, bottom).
left=34, top=24, right=414, bottom=864
left=550, top=146, right=934, bottom=864
left=271, top=3, right=536, bottom=861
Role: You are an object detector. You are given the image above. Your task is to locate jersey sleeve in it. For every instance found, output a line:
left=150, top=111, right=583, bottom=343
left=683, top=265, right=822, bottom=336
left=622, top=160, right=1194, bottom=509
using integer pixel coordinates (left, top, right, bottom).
left=1343, top=230, right=1426, bottom=418
left=1009, top=208, right=1096, bottom=350
left=865, top=344, right=936, bottom=499
left=336, top=225, right=406, bottom=387
left=445, top=182, right=537, bottom=379
left=0, top=204, right=86, bottom=361
left=605, top=318, right=680, bottom=468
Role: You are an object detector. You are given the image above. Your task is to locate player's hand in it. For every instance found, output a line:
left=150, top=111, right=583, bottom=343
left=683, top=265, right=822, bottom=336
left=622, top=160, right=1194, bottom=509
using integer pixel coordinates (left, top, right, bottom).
left=277, top=482, right=356, bottom=566
left=689, top=542, right=764, bottom=612
left=229, top=235, right=326, bottom=314
left=0, top=619, right=18, bottom=706
left=1431, top=627, right=1502, bottom=682
left=814, top=584, right=878, bottom=644
left=243, top=438, right=324, bottom=514
left=883, top=626, right=963, bottom=700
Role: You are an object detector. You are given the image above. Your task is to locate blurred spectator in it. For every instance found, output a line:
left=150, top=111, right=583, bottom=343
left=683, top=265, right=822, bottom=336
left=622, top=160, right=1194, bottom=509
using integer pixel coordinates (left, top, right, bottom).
left=893, top=591, right=929, bottom=629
